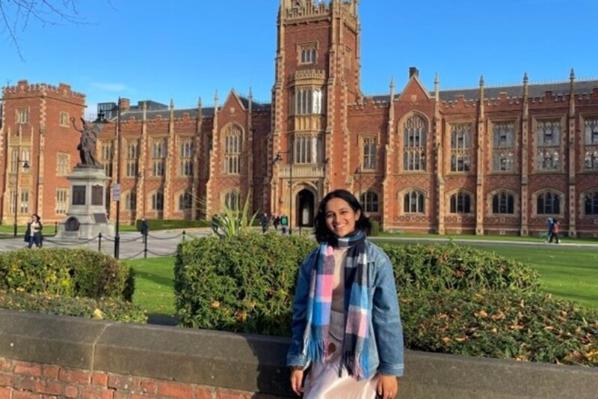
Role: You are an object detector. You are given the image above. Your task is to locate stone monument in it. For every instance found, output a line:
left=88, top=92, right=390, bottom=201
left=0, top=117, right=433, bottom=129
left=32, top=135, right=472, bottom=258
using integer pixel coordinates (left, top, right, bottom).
left=56, top=118, right=115, bottom=239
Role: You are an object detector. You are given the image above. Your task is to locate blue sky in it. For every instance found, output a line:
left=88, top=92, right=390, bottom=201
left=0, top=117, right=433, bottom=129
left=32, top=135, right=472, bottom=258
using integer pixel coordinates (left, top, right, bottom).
left=2, top=0, right=597, bottom=118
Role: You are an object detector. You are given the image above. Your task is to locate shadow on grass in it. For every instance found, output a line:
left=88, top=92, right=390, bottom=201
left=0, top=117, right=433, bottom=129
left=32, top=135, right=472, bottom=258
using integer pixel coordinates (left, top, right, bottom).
left=147, top=313, right=179, bottom=326
left=133, top=269, right=174, bottom=288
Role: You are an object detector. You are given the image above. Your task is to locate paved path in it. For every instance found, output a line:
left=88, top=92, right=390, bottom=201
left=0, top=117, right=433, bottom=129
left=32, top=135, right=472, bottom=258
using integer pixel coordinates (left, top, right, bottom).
left=0, top=229, right=211, bottom=260
left=0, top=229, right=595, bottom=259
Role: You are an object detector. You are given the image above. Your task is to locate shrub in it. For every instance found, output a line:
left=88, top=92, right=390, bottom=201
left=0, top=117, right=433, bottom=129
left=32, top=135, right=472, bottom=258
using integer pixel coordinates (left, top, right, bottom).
left=0, top=290, right=146, bottom=323
left=174, top=232, right=314, bottom=335
left=369, top=220, right=381, bottom=236
left=135, top=219, right=210, bottom=231
left=400, top=288, right=598, bottom=367
left=0, top=248, right=133, bottom=300
left=380, top=243, right=540, bottom=293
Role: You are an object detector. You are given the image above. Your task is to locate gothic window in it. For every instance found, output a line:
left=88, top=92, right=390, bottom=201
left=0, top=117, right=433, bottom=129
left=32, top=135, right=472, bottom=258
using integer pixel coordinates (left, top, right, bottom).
left=151, top=190, right=164, bottom=211
left=125, top=191, right=137, bottom=211
left=57, top=153, right=70, bottom=176
left=180, top=138, right=194, bottom=177
left=9, top=191, right=17, bottom=215
left=360, top=191, right=379, bottom=213
left=126, top=140, right=139, bottom=178
left=362, top=137, right=377, bottom=170
left=101, top=142, right=113, bottom=177
left=152, top=138, right=167, bottom=177
left=11, top=148, right=30, bottom=173
left=450, top=191, right=472, bottom=214
left=536, top=191, right=560, bottom=215
left=224, top=191, right=240, bottom=211
left=294, top=135, right=314, bottom=164
left=491, top=191, right=514, bottom=214
left=300, top=46, right=317, bottom=64
left=492, top=121, right=515, bottom=172
left=584, top=191, right=598, bottom=215
left=56, top=189, right=68, bottom=215
left=20, top=190, right=29, bottom=214
left=179, top=191, right=193, bottom=211
left=584, top=118, right=598, bottom=170
left=16, top=109, right=28, bottom=124
left=403, top=190, right=425, bottom=214
left=294, top=87, right=324, bottom=115
left=450, top=123, right=472, bottom=172
left=224, top=126, right=242, bottom=174
left=536, top=120, right=561, bottom=171
left=403, top=115, right=426, bottom=171
left=59, top=112, right=69, bottom=127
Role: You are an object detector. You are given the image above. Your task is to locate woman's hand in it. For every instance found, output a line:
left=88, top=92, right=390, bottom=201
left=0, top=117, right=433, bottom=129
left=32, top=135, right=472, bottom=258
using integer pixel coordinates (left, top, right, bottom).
left=376, top=374, right=399, bottom=399
left=290, top=368, right=304, bottom=396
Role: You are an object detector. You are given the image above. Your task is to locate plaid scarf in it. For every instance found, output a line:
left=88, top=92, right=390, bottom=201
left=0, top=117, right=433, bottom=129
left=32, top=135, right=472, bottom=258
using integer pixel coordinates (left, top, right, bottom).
left=302, top=230, right=371, bottom=379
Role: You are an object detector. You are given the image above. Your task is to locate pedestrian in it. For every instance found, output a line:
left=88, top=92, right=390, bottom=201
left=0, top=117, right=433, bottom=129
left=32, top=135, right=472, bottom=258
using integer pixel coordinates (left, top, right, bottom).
left=280, top=214, right=289, bottom=235
left=550, top=218, right=560, bottom=244
left=27, top=214, right=43, bottom=249
left=273, top=214, right=280, bottom=231
left=545, top=217, right=554, bottom=243
left=260, top=212, right=270, bottom=233
left=287, top=189, right=404, bottom=399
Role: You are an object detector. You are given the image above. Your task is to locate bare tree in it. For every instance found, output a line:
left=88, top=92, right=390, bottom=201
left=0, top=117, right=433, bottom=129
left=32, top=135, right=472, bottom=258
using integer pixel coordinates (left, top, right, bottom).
left=0, top=0, right=86, bottom=60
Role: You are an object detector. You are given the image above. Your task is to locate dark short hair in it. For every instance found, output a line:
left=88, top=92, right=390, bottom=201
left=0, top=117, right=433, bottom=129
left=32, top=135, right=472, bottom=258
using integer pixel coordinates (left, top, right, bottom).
left=313, top=189, right=371, bottom=242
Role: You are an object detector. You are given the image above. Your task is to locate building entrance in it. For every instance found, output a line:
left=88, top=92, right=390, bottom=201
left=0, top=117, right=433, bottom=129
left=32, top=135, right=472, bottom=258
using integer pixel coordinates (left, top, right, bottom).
left=297, top=189, right=315, bottom=228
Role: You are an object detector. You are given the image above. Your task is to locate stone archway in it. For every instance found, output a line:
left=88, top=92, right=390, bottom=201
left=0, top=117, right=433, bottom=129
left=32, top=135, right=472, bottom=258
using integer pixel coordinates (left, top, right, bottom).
left=296, top=189, right=315, bottom=227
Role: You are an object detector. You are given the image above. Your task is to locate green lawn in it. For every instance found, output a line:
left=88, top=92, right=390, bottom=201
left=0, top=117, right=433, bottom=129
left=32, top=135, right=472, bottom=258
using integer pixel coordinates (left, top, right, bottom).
left=126, top=243, right=598, bottom=315
left=124, top=256, right=176, bottom=315
left=380, top=231, right=598, bottom=244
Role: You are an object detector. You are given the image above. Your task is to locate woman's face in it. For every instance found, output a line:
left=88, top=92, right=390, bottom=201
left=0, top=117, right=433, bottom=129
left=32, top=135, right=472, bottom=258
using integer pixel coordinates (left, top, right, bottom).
left=324, top=197, right=360, bottom=238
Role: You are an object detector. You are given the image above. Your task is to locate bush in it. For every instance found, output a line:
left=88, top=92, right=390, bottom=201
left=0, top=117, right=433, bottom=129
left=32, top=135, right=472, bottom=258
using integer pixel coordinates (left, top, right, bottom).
left=174, top=232, right=314, bottom=335
left=380, top=243, right=540, bottom=293
left=0, top=290, right=146, bottom=323
left=401, top=289, right=598, bottom=367
left=0, top=248, right=133, bottom=300
left=369, top=220, right=381, bottom=236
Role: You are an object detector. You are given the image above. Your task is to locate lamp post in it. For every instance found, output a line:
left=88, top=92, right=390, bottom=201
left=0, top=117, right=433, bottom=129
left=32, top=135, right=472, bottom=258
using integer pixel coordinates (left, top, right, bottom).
left=273, top=151, right=293, bottom=235
left=13, top=153, right=30, bottom=237
left=355, top=166, right=362, bottom=203
left=114, top=98, right=122, bottom=259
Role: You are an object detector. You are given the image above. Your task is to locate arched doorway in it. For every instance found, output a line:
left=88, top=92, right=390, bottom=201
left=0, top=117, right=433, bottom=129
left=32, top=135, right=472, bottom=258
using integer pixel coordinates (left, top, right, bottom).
left=297, top=189, right=315, bottom=228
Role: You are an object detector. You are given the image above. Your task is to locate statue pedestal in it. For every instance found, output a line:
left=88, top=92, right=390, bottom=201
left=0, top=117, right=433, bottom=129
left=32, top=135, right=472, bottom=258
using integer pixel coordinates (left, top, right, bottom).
left=56, top=166, right=114, bottom=240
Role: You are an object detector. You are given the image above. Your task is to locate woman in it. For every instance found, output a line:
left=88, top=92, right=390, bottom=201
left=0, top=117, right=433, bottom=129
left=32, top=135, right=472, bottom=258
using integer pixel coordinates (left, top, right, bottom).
left=28, top=214, right=43, bottom=249
left=287, top=189, right=404, bottom=399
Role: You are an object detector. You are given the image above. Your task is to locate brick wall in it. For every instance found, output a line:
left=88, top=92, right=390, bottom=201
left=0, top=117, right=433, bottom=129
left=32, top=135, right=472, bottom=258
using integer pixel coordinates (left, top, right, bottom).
left=0, top=357, right=280, bottom=399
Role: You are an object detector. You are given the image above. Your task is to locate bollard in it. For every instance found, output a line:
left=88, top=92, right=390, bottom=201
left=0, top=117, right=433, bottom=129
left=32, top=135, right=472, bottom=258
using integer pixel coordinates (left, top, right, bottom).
left=54, top=222, right=58, bottom=235
left=98, top=233, right=102, bottom=252
left=143, top=233, right=148, bottom=259
left=182, top=230, right=186, bottom=242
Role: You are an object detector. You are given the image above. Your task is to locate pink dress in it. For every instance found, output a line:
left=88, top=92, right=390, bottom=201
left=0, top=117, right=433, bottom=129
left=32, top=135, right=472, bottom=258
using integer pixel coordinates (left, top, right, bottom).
left=303, top=248, right=378, bottom=399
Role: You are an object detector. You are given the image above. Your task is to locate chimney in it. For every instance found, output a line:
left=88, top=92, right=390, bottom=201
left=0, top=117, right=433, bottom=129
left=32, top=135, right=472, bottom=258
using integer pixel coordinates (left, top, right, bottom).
left=409, top=67, right=419, bottom=78
left=119, top=98, right=131, bottom=111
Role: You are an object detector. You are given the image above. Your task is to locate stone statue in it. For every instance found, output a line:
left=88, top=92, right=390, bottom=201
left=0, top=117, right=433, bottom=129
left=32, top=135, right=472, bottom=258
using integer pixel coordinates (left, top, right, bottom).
left=72, top=117, right=102, bottom=168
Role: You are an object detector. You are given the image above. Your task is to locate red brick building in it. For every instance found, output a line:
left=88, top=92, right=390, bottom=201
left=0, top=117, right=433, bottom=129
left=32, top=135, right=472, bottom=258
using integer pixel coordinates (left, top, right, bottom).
left=2, top=0, right=598, bottom=236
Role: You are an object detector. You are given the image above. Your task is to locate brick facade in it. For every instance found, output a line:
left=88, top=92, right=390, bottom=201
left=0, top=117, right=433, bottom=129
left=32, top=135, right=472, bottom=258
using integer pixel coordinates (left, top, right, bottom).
left=1, top=0, right=597, bottom=236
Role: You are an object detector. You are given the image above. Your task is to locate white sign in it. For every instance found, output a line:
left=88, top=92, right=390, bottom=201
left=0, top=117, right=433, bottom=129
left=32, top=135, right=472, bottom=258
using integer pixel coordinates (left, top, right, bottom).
left=112, top=184, right=121, bottom=201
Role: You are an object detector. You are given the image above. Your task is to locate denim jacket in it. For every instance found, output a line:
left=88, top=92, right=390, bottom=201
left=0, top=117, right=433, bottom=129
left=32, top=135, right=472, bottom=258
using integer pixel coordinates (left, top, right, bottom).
left=286, top=240, right=405, bottom=377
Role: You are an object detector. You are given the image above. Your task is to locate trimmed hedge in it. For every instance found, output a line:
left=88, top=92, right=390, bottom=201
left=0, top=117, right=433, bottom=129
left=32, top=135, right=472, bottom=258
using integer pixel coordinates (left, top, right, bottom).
left=135, top=219, right=210, bottom=231
left=0, top=290, right=146, bottom=323
left=0, top=248, right=133, bottom=300
left=174, top=232, right=598, bottom=366
left=401, top=289, right=598, bottom=366
left=380, top=243, right=540, bottom=293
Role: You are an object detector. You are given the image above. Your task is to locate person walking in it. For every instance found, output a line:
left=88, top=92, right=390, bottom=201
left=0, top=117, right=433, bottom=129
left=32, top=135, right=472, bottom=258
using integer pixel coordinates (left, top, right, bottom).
left=287, top=189, right=404, bottom=399
left=550, top=218, right=561, bottom=244
left=260, top=212, right=270, bottom=234
left=273, top=214, right=280, bottom=231
left=545, top=217, right=554, bottom=243
left=27, top=214, right=43, bottom=248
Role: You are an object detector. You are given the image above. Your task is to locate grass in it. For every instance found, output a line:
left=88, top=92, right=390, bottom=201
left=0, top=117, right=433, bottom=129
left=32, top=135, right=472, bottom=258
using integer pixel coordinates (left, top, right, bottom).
left=127, top=242, right=598, bottom=315
left=124, top=256, right=176, bottom=315
left=379, top=231, right=598, bottom=244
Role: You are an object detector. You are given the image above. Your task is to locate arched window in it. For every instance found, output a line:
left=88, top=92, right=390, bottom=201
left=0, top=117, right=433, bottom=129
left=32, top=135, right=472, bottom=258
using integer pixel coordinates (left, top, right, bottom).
left=151, top=191, right=164, bottom=211
left=224, top=191, right=240, bottom=211
left=536, top=120, right=561, bottom=171
left=125, top=191, right=137, bottom=211
left=450, top=124, right=472, bottom=172
left=403, top=115, right=426, bottom=171
left=224, top=126, right=242, bottom=174
left=492, top=191, right=514, bottom=214
left=179, top=191, right=193, bottom=211
left=403, top=190, right=425, bottom=213
left=450, top=191, right=472, bottom=214
left=536, top=191, right=560, bottom=215
left=360, top=191, right=379, bottom=213
left=294, top=87, right=325, bottom=115
left=584, top=191, right=598, bottom=215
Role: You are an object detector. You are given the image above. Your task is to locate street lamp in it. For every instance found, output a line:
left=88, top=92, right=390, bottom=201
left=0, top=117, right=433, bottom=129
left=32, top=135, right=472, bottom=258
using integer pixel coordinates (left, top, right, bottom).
left=355, top=166, right=362, bottom=203
left=273, top=151, right=293, bottom=235
left=13, top=153, right=30, bottom=237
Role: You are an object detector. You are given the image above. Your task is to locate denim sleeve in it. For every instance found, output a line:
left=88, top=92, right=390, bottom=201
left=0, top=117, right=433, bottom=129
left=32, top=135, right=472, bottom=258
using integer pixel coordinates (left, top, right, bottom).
left=372, top=250, right=405, bottom=377
left=286, top=249, right=317, bottom=368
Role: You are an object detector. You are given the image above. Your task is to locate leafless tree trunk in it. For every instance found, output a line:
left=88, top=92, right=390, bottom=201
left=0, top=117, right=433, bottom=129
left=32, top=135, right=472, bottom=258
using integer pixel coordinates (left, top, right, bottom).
left=0, top=0, right=85, bottom=60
